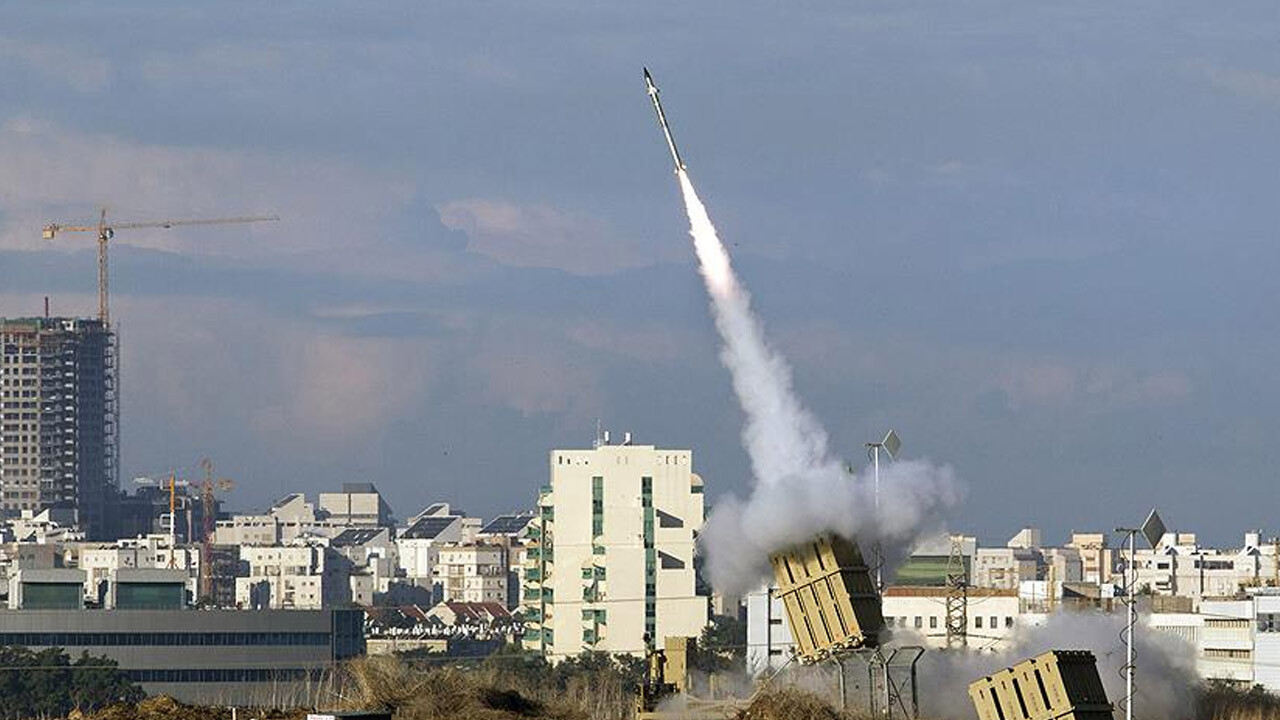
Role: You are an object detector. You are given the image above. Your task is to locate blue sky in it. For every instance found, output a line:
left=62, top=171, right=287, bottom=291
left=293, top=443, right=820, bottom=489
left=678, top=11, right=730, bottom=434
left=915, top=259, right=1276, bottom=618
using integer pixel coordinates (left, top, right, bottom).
left=2, top=2, right=1279, bottom=545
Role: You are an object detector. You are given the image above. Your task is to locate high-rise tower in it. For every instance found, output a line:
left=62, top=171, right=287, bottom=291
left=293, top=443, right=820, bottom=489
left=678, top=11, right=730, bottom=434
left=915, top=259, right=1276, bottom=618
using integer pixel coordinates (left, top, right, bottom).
left=523, top=433, right=709, bottom=658
left=0, top=317, right=116, bottom=538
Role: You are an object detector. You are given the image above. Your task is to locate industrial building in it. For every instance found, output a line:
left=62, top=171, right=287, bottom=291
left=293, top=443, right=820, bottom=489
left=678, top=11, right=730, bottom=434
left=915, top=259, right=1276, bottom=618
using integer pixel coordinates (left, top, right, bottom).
left=0, top=317, right=116, bottom=539
left=522, top=433, right=708, bottom=658
left=3, top=564, right=363, bottom=703
left=0, top=607, right=363, bottom=705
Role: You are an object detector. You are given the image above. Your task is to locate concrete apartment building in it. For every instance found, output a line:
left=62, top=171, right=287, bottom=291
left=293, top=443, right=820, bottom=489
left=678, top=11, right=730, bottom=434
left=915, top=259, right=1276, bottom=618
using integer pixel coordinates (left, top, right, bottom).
left=0, top=317, right=115, bottom=539
left=523, top=435, right=709, bottom=659
left=235, top=543, right=354, bottom=609
left=1128, top=532, right=1280, bottom=604
left=973, top=547, right=1040, bottom=590
left=318, top=482, right=394, bottom=528
left=80, top=535, right=200, bottom=604
left=434, top=543, right=508, bottom=604
left=1148, top=591, right=1280, bottom=692
left=395, top=507, right=466, bottom=586
left=216, top=485, right=394, bottom=547
left=477, top=512, right=537, bottom=609
left=1067, top=532, right=1114, bottom=584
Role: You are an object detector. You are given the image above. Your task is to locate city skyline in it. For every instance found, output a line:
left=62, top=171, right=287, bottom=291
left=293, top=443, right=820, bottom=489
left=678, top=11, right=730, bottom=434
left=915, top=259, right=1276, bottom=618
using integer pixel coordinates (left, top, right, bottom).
left=3, top=3, right=1280, bottom=545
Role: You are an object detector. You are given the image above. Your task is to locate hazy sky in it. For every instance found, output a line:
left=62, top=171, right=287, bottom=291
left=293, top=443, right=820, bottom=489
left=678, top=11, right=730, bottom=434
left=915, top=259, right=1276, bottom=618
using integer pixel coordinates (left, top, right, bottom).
left=2, top=2, right=1278, bottom=545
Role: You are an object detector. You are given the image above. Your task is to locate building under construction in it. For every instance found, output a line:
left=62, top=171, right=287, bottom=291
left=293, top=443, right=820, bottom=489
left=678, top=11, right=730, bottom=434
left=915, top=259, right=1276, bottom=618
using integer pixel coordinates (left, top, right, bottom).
left=0, top=316, right=117, bottom=539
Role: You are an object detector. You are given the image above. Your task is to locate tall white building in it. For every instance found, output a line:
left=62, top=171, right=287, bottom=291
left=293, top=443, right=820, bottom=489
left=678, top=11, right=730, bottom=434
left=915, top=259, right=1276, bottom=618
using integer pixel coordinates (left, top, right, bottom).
left=523, top=436, right=709, bottom=659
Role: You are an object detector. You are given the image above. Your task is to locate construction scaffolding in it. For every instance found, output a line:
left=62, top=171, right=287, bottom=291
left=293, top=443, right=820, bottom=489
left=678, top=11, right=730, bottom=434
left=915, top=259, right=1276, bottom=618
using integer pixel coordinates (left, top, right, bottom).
left=0, top=317, right=117, bottom=539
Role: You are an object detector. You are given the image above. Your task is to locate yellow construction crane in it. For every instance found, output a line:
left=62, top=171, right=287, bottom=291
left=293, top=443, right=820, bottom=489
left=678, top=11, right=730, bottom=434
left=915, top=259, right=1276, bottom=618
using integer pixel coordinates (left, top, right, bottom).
left=42, top=209, right=278, bottom=326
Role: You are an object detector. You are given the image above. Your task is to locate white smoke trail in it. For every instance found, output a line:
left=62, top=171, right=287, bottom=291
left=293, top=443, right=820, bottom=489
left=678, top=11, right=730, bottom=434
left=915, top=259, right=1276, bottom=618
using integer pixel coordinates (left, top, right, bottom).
left=678, top=172, right=828, bottom=486
left=675, top=170, right=962, bottom=596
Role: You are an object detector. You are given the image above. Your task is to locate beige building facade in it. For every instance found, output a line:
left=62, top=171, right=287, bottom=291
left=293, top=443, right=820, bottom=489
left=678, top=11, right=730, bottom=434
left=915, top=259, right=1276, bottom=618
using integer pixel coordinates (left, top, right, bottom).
left=523, top=438, right=709, bottom=659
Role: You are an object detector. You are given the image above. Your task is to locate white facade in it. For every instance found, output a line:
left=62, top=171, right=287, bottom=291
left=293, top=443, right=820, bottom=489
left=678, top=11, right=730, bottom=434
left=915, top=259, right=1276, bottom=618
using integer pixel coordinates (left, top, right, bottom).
left=524, top=439, right=709, bottom=659
left=745, top=585, right=790, bottom=675
left=235, top=544, right=353, bottom=609
left=214, top=493, right=355, bottom=546
left=434, top=543, right=507, bottom=604
left=318, top=483, right=393, bottom=528
left=395, top=517, right=464, bottom=581
left=973, top=548, right=1039, bottom=590
left=79, top=536, right=199, bottom=603
left=1147, top=592, right=1280, bottom=692
left=1129, top=537, right=1276, bottom=603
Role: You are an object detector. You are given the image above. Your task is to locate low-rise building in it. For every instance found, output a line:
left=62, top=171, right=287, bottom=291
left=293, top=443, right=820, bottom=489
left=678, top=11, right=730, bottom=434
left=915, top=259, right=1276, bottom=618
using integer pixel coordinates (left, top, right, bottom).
left=395, top=511, right=465, bottom=591
left=235, top=543, right=354, bottom=609
left=433, top=543, right=507, bottom=604
left=477, top=512, right=536, bottom=609
left=318, top=483, right=394, bottom=528
left=79, top=535, right=199, bottom=605
left=0, top=607, right=363, bottom=705
left=1067, top=532, right=1114, bottom=584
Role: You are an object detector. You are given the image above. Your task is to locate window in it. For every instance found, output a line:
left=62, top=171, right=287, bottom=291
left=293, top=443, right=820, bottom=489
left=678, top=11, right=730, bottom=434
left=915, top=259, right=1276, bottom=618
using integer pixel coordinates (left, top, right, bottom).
left=990, top=616, right=997, bottom=630
left=591, top=476, right=604, bottom=537
left=975, top=616, right=983, bottom=629
left=1005, top=617, right=1014, bottom=628
left=929, top=616, right=938, bottom=629
left=913, top=617, right=922, bottom=629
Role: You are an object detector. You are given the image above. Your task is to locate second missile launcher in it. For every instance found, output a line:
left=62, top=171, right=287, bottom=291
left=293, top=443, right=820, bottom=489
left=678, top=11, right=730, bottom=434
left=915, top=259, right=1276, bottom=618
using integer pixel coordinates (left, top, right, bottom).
left=770, top=534, right=884, bottom=663
left=969, top=650, right=1112, bottom=720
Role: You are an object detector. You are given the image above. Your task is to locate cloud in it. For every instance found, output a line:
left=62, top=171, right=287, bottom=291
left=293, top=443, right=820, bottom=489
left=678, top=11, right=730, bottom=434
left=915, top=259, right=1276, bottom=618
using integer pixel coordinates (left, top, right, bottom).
left=0, top=117, right=414, bottom=269
left=996, top=360, right=1192, bottom=411
left=467, top=322, right=605, bottom=417
left=563, top=320, right=690, bottom=364
left=0, top=38, right=111, bottom=93
left=438, top=198, right=660, bottom=275
left=1201, top=65, right=1280, bottom=104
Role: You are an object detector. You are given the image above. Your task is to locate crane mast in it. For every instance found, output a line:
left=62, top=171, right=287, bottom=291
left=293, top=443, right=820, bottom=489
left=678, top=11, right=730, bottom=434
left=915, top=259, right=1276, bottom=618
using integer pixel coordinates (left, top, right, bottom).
left=42, top=209, right=279, bottom=327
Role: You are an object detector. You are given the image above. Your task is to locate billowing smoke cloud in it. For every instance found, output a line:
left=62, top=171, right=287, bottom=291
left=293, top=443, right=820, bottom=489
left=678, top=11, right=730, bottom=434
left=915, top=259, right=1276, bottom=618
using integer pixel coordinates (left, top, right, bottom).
left=675, top=171, right=963, bottom=595
left=903, top=612, right=1199, bottom=720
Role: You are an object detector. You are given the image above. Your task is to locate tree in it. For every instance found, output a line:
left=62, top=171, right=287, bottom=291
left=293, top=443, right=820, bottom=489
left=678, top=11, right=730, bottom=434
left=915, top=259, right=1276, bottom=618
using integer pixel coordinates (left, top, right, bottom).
left=0, top=646, right=141, bottom=719
left=693, top=614, right=747, bottom=674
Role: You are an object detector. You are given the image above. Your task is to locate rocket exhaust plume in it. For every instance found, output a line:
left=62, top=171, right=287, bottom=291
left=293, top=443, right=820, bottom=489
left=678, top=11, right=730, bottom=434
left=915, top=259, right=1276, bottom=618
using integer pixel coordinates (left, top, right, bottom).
left=646, top=68, right=962, bottom=595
